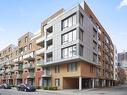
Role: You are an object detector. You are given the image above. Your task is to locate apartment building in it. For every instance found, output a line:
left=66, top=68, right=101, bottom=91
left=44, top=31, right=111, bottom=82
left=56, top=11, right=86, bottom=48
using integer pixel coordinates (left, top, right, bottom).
left=118, top=52, right=127, bottom=81
left=0, top=1, right=116, bottom=90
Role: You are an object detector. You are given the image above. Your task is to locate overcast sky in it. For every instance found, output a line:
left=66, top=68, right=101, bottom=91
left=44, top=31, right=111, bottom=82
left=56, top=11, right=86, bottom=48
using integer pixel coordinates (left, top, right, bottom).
left=0, top=0, right=127, bottom=53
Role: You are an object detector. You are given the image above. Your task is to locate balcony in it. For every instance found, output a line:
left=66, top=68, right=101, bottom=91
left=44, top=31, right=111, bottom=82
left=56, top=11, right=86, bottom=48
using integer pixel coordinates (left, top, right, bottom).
left=35, top=48, right=45, bottom=56
left=27, top=73, right=35, bottom=78
left=98, top=50, right=101, bottom=56
left=36, top=60, right=45, bottom=67
left=23, top=64, right=35, bottom=69
left=98, top=40, right=101, bottom=45
left=16, top=74, right=22, bottom=79
left=46, top=39, right=53, bottom=50
left=23, top=52, right=35, bottom=61
left=6, top=68, right=12, bottom=73
left=13, top=57, right=23, bottom=63
left=8, top=75, right=12, bottom=79
left=42, top=70, right=51, bottom=77
left=36, top=36, right=45, bottom=46
left=0, top=70, right=4, bottom=74
left=14, top=66, right=23, bottom=71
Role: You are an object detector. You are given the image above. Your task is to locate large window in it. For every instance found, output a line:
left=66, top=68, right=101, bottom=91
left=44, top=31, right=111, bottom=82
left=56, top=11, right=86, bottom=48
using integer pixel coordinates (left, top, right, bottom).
left=46, top=26, right=53, bottom=37
left=93, top=53, right=97, bottom=63
left=29, top=43, right=32, bottom=50
left=93, top=41, right=97, bottom=51
left=62, top=45, right=77, bottom=59
left=25, top=36, right=28, bottom=43
left=46, top=52, right=53, bottom=62
left=55, top=78, right=60, bottom=87
left=79, top=45, right=83, bottom=56
left=79, top=29, right=83, bottom=41
left=24, top=46, right=27, bottom=52
left=79, top=13, right=84, bottom=26
left=62, top=29, right=76, bottom=44
left=93, top=27, right=97, bottom=39
left=55, top=65, right=60, bottom=73
left=67, top=63, right=77, bottom=72
left=62, top=14, right=76, bottom=30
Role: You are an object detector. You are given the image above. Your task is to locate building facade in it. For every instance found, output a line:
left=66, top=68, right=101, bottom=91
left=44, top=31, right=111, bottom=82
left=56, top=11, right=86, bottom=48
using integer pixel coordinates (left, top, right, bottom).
left=0, top=1, right=116, bottom=90
left=118, top=51, right=127, bottom=82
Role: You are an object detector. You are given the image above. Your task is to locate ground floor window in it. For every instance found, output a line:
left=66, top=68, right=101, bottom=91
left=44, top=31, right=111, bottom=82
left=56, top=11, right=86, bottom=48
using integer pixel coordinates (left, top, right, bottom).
left=55, top=78, right=60, bottom=87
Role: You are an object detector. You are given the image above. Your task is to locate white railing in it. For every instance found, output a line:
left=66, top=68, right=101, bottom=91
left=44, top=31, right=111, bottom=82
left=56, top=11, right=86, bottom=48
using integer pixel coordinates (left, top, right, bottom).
left=23, top=52, right=34, bottom=60
left=36, top=36, right=45, bottom=44
left=42, top=70, right=51, bottom=77
left=23, top=64, right=35, bottom=69
left=36, top=48, right=45, bottom=55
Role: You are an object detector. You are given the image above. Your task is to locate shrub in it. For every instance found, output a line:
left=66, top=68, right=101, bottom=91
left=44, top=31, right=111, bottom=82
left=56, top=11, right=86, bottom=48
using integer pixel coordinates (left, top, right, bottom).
left=10, top=85, right=15, bottom=87
left=36, top=86, right=42, bottom=89
left=43, top=86, right=57, bottom=90
left=43, top=86, right=49, bottom=90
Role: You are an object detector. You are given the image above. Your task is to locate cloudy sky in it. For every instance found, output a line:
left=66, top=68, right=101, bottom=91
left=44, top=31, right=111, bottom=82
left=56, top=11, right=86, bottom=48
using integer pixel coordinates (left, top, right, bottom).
left=0, top=0, right=127, bottom=53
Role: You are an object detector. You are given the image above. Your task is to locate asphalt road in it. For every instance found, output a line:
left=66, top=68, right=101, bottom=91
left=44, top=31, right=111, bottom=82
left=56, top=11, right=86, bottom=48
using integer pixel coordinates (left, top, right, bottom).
left=0, top=84, right=127, bottom=95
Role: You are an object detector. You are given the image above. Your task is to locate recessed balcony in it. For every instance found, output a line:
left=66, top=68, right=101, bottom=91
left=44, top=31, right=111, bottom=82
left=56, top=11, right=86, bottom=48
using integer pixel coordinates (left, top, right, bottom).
left=36, top=36, right=45, bottom=46
left=35, top=48, right=45, bottom=56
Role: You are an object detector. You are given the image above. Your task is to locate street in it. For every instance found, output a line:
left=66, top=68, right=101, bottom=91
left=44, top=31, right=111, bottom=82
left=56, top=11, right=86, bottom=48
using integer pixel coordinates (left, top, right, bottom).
left=0, top=85, right=127, bottom=95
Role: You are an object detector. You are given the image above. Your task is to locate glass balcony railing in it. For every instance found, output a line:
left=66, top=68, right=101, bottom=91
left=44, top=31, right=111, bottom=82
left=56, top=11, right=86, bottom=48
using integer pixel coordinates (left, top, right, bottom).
left=27, top=73, right=35, bottom=78
left=36, top=60, right=44, bottom=66
left=23, top=64, right=35, bottom=69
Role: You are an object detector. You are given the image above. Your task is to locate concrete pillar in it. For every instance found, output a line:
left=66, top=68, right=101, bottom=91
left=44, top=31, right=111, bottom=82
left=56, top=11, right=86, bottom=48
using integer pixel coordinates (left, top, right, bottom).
left=79, top=77, right=82, bottom=90
left=40, top=78, right=42, bottom=86
left=89, top=80, right=91, bottom=88
left=109, top=81, right=110, bottom=87
left=92, top=78, right=95, bottom=88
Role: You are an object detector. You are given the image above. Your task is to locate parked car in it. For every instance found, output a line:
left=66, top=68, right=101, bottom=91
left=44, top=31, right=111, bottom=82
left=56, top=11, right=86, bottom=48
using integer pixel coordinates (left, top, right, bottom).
left=0, top=83, right=11, bottom=89
left=17, top=84, right=36, bottom=92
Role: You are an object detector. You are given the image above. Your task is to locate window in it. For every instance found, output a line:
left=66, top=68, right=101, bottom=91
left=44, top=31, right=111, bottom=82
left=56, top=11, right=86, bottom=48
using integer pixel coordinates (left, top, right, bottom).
left=67, top=63, right=77, bottom=72
left=8, top=47, right=11, bottom=52
left=79, top=45, right=83, bottom=56
left=90, top=65, right=94, bottom=73
left=55, top=78, right=60, bottom=87
left=62, top=29, right=76, bottom=44
left=79, top=13, right=84, bottom=26
left=62, top=48, right=68, bottom=58
left=55, top=65, right=60, bottom=73
left=25, top=36, right=28, bottom=43
left=93, top=27, right=97, bottom=39
left=29, top=43, right=32, bottom=50
left=46, top=39, right=53, bottom=49
left=62, top=45, right=77, bottom=59
left=79, top=29, right=83, bottom=41
left=18, top=41, right=21, bottom=46
left=93, top=53, right=97, bottom=63
left=93, top=41, right=97, bottom=50
left=46, top=52, right=53, bottom=62
left=46, top=26, right=53, bottom=37
left=24, top=46, right=27, bottom=52
left=16, top=50, right=18, bottom=55
left=62, top=14, right=76, bottom=30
